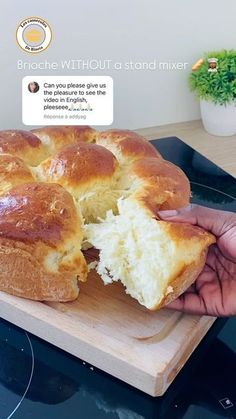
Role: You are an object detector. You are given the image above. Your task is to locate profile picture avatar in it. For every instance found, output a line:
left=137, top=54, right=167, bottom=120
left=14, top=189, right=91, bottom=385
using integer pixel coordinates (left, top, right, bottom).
left=16, top=17, right=52, bottom=53
left=28, top=81, right=40, bottom=93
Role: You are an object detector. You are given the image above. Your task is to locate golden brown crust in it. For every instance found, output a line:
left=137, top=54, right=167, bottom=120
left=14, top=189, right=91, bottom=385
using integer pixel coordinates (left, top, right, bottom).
left=32, top=125, right=98, bottom=152
left=0, top=126, right=216, bottom=307
left=0, top=130, right=49, bottom=166
left=0, top=239, right=82, bottom=301
left=38, top=142, right=118, bottom=188
left=0, top=182, right=87, bottom=301
left=158, top=249, right=208, bottom=309
left=150, top=221, right=216, bottom=310
left=97, top=129, right=162, bottom=160
left=0, top=154, right=35, bottom=194
left=166, top=220, right=215, bottom=244
left=0, top=182, right=81, bottom=245
left=132, top=158, right=191, bottom=211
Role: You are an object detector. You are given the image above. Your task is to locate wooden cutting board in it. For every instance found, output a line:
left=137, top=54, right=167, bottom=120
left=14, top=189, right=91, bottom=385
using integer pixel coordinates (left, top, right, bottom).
left=0, top=247, right=215, bottom=396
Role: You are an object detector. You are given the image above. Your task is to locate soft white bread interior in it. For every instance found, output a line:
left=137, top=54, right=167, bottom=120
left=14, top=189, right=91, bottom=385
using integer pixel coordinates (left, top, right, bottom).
left=85, top=197, right=215, bottom=309
left=0, top=124, right=215, bottom=308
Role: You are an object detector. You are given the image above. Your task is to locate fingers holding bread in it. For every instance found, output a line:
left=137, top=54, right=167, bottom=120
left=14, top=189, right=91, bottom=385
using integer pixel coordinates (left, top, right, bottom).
left=0, top=125, right=215, bottom=308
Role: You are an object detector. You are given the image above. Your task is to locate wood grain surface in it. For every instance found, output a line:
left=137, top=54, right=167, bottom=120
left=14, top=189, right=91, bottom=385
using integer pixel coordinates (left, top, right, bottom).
left=0, top=247, right=215, bottom=396
left=1, top=119, right=232, bottom=395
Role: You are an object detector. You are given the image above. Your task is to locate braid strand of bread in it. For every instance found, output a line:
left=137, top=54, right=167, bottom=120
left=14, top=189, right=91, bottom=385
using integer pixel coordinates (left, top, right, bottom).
left=0, top=126, right=215, bottom=308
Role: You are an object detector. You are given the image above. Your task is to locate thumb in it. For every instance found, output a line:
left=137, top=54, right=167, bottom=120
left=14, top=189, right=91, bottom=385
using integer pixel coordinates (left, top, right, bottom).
left=158, top=204, right=236, bottom=238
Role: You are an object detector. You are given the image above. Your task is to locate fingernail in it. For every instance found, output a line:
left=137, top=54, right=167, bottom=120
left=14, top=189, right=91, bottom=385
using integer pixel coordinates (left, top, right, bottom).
left=158, top=209, right=179, bottom=218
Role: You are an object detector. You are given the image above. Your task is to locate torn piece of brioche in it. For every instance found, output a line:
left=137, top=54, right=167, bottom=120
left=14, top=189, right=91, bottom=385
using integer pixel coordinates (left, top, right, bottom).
left=85, top=198, right=215, bottom=310
left=0, top=125, right=215, bottom=307
left=0, top=182, right=87, bottom=301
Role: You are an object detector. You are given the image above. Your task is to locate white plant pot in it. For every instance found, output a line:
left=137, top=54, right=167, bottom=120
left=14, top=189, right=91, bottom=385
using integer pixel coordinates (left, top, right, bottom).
left=200, top=99, right=236, bottom=136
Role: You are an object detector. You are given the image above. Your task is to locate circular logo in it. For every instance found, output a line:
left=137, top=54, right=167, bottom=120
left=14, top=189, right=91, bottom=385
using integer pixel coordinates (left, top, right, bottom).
left=16, top=17, right=52, bottom=53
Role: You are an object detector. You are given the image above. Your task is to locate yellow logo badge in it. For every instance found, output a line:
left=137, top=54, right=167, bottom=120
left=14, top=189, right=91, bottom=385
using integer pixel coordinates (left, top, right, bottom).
left=16, top=17, right=52, bottom=53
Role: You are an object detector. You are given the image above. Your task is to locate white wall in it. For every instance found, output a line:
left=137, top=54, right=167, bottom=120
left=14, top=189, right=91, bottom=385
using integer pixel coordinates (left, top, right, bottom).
left=1, top=0, right=235, bottom=130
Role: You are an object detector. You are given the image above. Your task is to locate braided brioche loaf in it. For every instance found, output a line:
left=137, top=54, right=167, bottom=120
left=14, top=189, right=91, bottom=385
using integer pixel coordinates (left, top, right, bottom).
left=0, top=126, right=215, bottom=309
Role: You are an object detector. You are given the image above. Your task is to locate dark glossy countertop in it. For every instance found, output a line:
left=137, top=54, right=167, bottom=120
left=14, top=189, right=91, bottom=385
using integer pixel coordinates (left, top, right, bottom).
left=1, top=137, right=236, bottom=419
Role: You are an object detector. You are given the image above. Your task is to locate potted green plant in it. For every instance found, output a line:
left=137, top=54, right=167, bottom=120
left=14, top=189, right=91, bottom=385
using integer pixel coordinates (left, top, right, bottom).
left=189, top=49, right=236, bottom=136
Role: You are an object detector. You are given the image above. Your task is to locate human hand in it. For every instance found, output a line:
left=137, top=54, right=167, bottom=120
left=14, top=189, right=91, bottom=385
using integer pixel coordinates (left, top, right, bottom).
left=159, top=204, right=236, bottom=316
